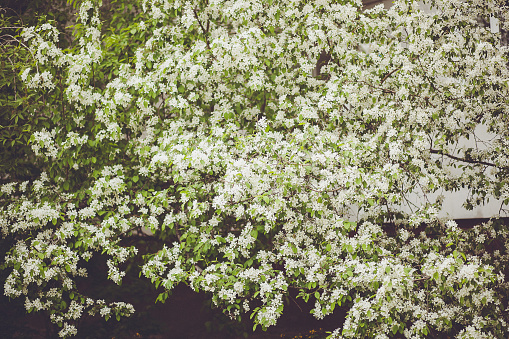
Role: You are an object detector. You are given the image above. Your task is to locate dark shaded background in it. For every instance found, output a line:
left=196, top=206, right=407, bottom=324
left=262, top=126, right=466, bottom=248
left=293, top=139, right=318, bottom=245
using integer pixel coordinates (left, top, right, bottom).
left=0, top=236, right=345, bottom=338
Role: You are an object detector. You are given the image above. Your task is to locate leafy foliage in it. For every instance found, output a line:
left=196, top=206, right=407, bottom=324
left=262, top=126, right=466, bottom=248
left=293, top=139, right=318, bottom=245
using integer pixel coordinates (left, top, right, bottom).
left=1, top=0, right=509, bottom=338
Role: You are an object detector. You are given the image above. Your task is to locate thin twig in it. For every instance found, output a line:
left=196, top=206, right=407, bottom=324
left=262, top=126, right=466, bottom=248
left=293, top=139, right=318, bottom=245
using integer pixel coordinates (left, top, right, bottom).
left=430, top=149, right=502, bottom=168
left=380, top=67, right=401, bottom=84
left=193, top=8, right=213, bottom=53
left=413, top=274, right=431, bottom=282
left=289, top=294, right=303, bottom=312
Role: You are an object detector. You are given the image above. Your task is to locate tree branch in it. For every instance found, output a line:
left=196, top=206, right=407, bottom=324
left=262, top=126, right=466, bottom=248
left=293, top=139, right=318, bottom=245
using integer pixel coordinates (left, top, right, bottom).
left=380, top=67, right=401, bottom=84
left=193, top=8, right=212, bottom=52
left=430, top=149, right=503, bottom=168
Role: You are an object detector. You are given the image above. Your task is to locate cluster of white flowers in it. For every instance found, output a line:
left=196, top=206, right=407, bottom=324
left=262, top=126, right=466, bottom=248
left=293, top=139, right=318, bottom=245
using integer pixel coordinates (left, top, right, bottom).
left=31, top=129, right=59, bottom=159
left=3, top=0, right=509, bottom=337
left=58, top=323, right=77, bottom=338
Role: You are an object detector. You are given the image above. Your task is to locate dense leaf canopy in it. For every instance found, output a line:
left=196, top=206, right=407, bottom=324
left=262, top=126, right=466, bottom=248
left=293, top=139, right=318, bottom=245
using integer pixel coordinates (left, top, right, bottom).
left=2, top=0, right=509, bottom=337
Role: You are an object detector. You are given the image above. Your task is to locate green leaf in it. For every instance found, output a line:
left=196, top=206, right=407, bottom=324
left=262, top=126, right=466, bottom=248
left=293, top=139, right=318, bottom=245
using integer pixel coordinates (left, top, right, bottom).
left=291, top=244, right=298, bottom=254
left=346, top=244, right=353, bottom=254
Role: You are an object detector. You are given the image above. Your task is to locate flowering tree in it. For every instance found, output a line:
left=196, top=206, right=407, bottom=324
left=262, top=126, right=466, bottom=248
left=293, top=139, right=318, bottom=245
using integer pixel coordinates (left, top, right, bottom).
left=2, top=0, right=509, bottom=337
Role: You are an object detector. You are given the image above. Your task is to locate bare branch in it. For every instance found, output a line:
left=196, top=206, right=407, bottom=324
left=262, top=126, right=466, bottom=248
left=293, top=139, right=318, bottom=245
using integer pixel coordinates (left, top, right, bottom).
left=380, top=67, right=401, bottom=84
left=430, top=149, right=503, bottom=168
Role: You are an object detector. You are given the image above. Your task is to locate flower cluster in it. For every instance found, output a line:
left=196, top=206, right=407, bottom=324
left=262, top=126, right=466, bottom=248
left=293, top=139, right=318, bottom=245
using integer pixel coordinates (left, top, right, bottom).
left=2, top=0, right=509, bottom=337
